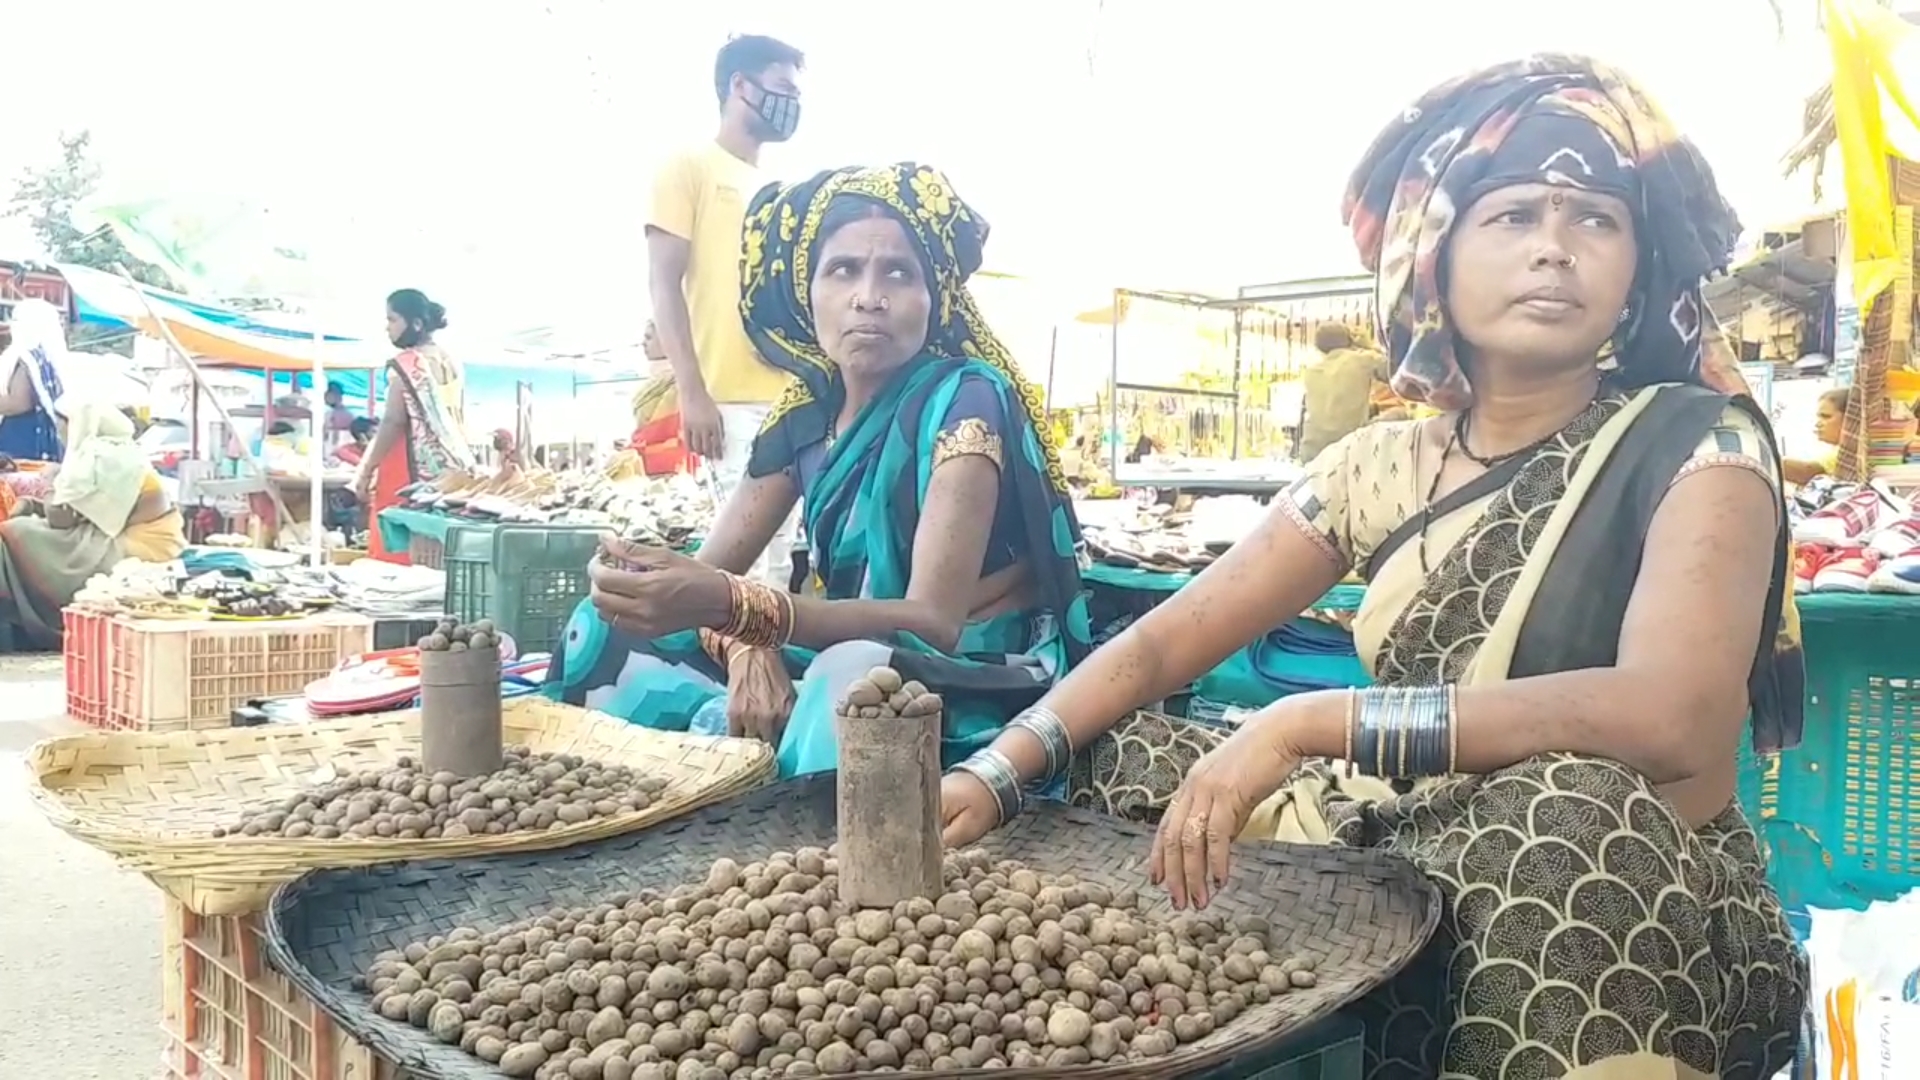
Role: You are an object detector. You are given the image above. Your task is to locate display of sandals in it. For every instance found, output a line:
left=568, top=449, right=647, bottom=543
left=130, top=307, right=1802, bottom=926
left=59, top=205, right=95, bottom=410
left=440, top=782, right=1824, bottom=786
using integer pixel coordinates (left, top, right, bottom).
left=1084, top=505, right=1221, bottom=572
left=304, top=639, right=541, bottom=717
left=177, top=573, right=338, bottom=620
left=398, top=466, right=713, bottom=542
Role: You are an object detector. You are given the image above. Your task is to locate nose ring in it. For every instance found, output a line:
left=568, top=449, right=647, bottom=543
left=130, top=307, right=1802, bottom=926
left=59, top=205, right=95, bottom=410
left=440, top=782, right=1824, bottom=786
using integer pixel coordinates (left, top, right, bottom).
left=1558, top=253, right=1577, bottom=269
left=850, top=295, right=892, bottom=312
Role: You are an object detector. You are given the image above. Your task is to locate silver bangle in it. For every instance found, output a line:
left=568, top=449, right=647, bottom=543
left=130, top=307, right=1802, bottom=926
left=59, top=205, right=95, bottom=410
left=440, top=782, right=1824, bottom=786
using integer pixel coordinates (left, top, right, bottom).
left=1007, top=705, right=1072, bottom=787
left=1354, top=685, right=1456, bottom=778
left=952, top=748, right=1025, bottom=826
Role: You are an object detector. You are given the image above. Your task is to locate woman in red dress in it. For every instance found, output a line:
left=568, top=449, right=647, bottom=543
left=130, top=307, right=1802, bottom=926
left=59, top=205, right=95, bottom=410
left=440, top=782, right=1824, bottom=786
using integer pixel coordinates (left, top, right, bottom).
left=352, top=289, right=473, bottom=563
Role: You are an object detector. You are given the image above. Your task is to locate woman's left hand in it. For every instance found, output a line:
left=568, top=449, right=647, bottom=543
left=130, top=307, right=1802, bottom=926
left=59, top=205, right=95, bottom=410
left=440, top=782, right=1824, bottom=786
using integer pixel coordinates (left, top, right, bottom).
left=726, top=647, right=797, bottom=746
left=588, top=539, right=731, bottom=638
left=1149, top=713, right=1306, bottom=910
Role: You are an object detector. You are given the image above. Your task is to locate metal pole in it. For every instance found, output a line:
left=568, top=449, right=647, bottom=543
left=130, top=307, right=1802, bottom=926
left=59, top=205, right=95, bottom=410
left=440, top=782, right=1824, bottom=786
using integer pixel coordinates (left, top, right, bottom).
left=309, top=322, right=325, bottom=567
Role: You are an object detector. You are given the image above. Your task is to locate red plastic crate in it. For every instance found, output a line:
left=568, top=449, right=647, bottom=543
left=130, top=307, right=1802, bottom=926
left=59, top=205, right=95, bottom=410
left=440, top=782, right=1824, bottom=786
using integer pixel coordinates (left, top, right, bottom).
left=61, top=606, right=111, bottom=729
left=107, top=615, right=372, bottom=732
left=161, top=898, right=400, bottom=1080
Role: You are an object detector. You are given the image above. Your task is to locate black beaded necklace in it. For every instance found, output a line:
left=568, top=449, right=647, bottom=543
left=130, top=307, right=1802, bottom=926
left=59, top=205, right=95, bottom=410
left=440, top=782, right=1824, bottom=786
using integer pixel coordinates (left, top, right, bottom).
left=1454, top=406, right=1565, bottom=469
left=1416, top=427, right=1459, bottom=575
left=1417, top=391, right=1600, bottom=573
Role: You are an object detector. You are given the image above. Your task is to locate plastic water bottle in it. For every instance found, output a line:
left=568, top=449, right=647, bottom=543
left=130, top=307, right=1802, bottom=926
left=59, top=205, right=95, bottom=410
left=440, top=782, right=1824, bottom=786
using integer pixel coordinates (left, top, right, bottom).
left=689, top=696, right=729, bottom=738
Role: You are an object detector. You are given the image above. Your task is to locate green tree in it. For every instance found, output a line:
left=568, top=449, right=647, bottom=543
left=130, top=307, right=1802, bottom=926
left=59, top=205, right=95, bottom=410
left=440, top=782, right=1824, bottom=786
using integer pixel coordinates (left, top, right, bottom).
left=7, top=131, right=172, bottom=288
left=6, top=131, right=175, bottom=353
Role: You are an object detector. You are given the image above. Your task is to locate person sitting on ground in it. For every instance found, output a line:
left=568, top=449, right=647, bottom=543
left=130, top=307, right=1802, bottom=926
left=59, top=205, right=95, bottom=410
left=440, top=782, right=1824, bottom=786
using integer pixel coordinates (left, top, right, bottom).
left=322, top=380, right=356, bottom=441
left=0, top=399, right=186, bottom=647
left=1297, top=321, right=1390, bottom=462
left=938, top=55, right=1807, bottom=1079
left=333, top=417, right=376, bottom=467
left=551, top=163, right=1090, bottom=779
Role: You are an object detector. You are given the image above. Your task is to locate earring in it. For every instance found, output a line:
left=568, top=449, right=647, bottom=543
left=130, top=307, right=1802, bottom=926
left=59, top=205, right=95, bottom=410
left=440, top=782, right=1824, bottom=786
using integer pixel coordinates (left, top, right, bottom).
left=1617, top=305, right=1632, bottom=325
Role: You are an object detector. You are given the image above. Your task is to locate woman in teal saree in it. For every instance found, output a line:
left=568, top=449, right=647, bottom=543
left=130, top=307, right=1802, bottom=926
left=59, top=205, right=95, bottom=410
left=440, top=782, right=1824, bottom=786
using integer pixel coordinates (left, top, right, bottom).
left=548, top=163, right=1090, bottom=778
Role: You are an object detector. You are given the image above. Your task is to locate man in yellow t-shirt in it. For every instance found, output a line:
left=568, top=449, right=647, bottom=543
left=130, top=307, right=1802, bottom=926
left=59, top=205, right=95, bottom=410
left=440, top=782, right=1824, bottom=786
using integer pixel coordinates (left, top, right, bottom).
left=1298, top=323, right=1391, bottom=463
left=647, top=33, right=805, bottom=586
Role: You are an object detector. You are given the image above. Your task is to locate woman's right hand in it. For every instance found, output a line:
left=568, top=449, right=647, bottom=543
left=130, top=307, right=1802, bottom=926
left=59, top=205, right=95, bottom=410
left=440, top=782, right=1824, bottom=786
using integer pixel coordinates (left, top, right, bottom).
left=725, top=647, right=796, bottom=746
left=940, top=770, right=1002, bottom=848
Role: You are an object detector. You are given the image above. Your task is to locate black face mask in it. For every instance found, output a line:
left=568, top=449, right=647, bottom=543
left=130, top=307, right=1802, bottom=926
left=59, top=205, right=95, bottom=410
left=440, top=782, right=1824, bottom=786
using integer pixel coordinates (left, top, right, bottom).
left=747, top=81, right=801, bottom=143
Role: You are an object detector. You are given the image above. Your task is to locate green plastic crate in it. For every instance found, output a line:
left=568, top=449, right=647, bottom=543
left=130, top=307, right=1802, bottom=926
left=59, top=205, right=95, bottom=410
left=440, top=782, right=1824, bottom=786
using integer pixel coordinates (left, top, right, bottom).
left=445, top=523, right=603, bottom=656
left=1735, top=594, right=1920, bottom=924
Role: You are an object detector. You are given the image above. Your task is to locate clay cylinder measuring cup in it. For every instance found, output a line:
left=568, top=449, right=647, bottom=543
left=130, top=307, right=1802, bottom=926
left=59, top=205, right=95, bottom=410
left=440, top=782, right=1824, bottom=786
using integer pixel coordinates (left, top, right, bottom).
left=419, top=644, right=504, bottom=776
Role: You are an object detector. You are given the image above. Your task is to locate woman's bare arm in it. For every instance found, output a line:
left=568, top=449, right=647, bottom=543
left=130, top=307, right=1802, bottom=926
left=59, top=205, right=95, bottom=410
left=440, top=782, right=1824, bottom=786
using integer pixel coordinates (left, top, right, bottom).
left=779, top=454, right=1001, bottom=654
left=1780, top=458, right=1826, bottom=486
left=126, top=481, right=173, bottom=526
left=990, top=507, right=1349, bottom=783
left=0, top=364, right=33, bottom=416
left=1273, top=465, right=1777, bottom=784
left=696, top=471, right=799, bottom=576
left=359, top=393, right=408, bottom=481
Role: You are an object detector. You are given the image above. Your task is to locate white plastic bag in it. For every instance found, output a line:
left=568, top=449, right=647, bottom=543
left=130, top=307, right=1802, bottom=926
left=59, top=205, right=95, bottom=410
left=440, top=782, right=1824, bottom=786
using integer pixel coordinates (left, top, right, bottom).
left=1805, top=892, right=1920, bottom=1078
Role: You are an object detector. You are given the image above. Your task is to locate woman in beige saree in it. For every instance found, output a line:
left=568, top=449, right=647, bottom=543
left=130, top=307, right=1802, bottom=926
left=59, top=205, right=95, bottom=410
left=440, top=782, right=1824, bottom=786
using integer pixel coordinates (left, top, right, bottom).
left=937, top=57, right=1807, bottom=1080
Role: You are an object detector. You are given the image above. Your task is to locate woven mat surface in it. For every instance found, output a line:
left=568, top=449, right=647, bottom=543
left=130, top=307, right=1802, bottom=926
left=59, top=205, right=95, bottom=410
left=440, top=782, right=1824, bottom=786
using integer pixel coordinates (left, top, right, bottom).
left=28, top=699, right=775, bottom=914
left=267, top=775, right=1440, bottom=1080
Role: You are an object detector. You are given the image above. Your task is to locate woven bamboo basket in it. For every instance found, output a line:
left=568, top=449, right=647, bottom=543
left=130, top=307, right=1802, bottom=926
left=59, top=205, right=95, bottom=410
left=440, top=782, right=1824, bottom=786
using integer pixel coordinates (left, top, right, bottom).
left=267, top=775, right=1441, bottom=1080
left=26, top=698, right=777, bottom=916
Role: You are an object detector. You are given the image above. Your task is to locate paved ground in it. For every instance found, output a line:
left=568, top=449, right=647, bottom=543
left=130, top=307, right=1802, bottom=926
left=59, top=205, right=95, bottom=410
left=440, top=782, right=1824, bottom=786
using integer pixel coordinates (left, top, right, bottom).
left=0, top=654, right=165, bottom=1079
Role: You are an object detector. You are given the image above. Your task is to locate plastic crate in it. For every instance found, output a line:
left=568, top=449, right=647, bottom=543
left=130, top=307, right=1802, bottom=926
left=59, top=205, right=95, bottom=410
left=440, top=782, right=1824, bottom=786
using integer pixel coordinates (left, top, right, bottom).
left=371, top=617, right=442, bottom=652
left=62, top=606, right=111, bottom=728
left=406, top=533, right=444, bottom=570
left=1734, top=595, right=1920, bottom=923
left=445, top=523, right=600, bottom=655
left=107, top=615, right=373, bottom=732
left=1185, top=1011, right=1363, bottom=1079
left=161, top=897, right=397, bottom=1080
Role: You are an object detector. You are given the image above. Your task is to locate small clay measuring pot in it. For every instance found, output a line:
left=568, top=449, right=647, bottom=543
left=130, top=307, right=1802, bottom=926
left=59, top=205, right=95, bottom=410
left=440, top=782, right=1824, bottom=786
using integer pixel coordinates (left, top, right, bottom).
left=419, top=645, right=504, bottom=777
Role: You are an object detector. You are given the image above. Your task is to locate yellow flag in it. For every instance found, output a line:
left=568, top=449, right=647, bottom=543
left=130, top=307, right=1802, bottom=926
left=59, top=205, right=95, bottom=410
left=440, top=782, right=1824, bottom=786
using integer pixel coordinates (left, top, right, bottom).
left=1824, top=0, right=1920, bottom=314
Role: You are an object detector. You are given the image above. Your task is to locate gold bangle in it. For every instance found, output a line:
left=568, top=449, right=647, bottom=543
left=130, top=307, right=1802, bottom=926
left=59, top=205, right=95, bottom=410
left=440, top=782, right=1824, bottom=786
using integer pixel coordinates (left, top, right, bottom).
left=726, top=576, right=791, bottom=650
left=775, top=587, right=796, bottom=647
left=719, top=575, right=746, bottom=638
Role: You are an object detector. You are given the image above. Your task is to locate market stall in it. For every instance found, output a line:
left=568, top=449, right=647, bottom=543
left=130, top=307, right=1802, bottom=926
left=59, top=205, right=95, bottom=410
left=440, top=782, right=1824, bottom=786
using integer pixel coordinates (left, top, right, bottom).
left=59, top=262, right=383, bottom=554
left=1093, top=277, right=1373, bottom=499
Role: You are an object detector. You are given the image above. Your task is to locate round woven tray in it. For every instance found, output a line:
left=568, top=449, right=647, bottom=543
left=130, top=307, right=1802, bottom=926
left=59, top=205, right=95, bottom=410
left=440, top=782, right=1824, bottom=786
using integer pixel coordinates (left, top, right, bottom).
left=266, top=774, right=1441, bottom=1080
left=26, top=698, right=776, bottom=916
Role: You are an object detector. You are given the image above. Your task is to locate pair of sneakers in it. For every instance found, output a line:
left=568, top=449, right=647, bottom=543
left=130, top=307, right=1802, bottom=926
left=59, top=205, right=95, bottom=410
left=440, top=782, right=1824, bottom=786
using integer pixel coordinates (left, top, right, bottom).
left=1791, top=483, right=1917, bottom=593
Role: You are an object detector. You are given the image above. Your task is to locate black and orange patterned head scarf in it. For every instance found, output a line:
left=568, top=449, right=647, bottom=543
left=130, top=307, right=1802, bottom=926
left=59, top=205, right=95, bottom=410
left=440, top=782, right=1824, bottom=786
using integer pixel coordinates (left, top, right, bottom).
left=1344, top=54, right=1751, bottom=410
left=1347, top=56, right=1804, bottom=755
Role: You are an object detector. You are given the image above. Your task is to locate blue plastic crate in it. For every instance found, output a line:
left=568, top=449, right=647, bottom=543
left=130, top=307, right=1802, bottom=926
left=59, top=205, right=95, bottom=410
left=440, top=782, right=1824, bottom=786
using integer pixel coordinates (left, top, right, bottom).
left=1735, top=594, right=1920, bottom=921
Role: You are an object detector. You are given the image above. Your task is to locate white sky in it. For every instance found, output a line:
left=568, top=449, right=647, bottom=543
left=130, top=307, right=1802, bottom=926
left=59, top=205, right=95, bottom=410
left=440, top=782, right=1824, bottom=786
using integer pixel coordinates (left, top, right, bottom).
left=4, top=0, right=1835, bottom=347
